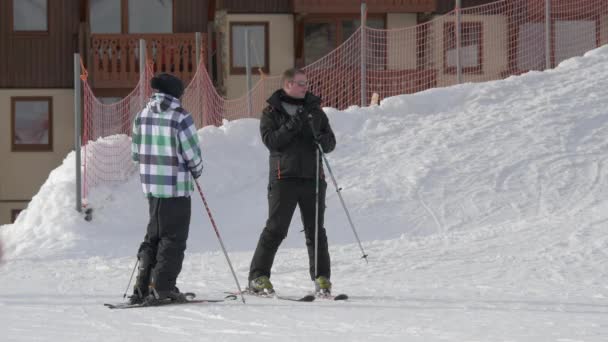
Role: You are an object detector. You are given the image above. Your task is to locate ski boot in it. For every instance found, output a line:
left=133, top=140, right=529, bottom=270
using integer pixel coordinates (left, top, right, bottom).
left=249, top=276, right=275, bottom=295
left=315, top=276, right=332, bottom=297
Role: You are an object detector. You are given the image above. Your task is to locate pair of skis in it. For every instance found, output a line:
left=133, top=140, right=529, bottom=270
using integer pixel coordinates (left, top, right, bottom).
left=104, top=291, right=348, bottom=309
left=104, top=292, right=238, bottom=309
left=227, top=289, right=348, bottom=302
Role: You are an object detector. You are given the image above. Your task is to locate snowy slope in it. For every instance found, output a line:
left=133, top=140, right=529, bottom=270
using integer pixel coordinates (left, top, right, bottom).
left=1, top=46, right=608, bottom=341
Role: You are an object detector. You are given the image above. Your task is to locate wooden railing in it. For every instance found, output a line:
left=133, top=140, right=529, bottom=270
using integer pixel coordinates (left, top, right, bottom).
left=89, top=33, right=203, bottom=88
left=292, top=0, right=436, bottom=13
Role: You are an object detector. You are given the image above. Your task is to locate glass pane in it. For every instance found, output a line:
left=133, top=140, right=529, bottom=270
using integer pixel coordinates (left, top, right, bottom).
left=304, top=22, right=336, bottom=65
left=462, top=25, right=481, bottom=46
left=555, top=20, right=596, bottom=65
left=367, top=18, right=385, bottom=30
left=129, top=0, right=172, bottom=33
left=90, top=0, right=121, bottom=33
left=342, top=18, right=384, bottom=41
left=13, top=0, right=47, bottom=31
left=342, top=20, right=358, bottom=41
left=14, top=101, right=50, bottom=145
left=446, top=45, right=479, bottom=68
left=517, top=23, right=545, bottom=71
left=232, top=25, right=266, bottom=68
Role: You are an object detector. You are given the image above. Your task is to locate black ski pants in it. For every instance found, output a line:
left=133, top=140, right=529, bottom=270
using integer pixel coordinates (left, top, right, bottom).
left=249, top=178, right=331, bottom=282
left=136, top=196, right=191, bottom=296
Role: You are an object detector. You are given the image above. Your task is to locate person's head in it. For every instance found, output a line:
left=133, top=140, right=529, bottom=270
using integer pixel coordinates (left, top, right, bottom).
left=282, top=68, right=308, bottom=99
left=150, top=73, right=184, bottom=99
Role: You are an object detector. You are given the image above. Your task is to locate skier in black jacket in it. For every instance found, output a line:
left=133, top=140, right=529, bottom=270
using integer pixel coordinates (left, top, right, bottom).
left=248, top=68, right=336, bottom=295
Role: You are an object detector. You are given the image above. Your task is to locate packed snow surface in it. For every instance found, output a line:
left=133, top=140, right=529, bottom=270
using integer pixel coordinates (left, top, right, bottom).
left=1, top=46, right=608, bottom=341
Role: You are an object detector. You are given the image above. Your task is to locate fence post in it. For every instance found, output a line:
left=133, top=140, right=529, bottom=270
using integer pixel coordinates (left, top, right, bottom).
left=196, top=32, right=202, bottom=69
left=545, top=0, right=552, bottom=69
left=207, top=24, right=214, bottom=73
left=456, top=0, right=462, bottom=84
left=360, top=1, right=367, bottom=107
left=74, top=53, right=82, bottom=213
left=139, top=39, right=147, bottom=106
left=245, top=28, right=253, bottom=116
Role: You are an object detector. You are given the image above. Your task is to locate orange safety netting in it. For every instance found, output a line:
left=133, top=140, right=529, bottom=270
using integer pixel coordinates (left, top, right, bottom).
left=80, top=0, right=608, bottom=205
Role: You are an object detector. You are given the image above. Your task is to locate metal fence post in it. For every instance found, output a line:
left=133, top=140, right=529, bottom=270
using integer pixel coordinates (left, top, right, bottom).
left=245, top=28, right=253, bottom=116
left=139, top=39, right=147, bottom=106
left=456, top=0, right=462, bottom=84
left=74, top=53, right=82, bottom=213
left=545, top=0, right=552, bottom=69
left=196, top=32, right=202, bottom=69
left=360, top=1, right=367, bottom=107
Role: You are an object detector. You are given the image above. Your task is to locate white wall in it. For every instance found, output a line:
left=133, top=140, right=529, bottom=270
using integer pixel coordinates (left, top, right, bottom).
left=0, top=89, right=75, bottom=225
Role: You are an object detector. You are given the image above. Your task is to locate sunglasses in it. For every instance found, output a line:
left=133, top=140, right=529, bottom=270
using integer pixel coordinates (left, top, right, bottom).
left=291, top=80, right=308, bottom=87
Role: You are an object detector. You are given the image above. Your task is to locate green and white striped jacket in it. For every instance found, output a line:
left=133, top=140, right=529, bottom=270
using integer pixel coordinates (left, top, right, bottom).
left=131, top=93, right=203, bottom=198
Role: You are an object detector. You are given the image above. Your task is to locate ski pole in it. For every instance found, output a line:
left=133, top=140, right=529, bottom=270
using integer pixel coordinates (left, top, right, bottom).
left=307, top=115, right=369, bottom=263
left=319, top=148, right=368, bottom=262
left=314, top=147, right=320, bottom=280
left=123, top=258, right=139, bottom=299
left=194, top=179, right=246, bottom=304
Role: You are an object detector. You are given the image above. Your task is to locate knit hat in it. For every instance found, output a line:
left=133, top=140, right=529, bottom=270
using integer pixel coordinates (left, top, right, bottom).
left=150, top=73, right=184, bottom=99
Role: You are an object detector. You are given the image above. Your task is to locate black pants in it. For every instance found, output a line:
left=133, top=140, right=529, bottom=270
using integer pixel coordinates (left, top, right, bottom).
left=249, top=178, right=330, bottom=281
left=136, top=196, right=191, bottom=295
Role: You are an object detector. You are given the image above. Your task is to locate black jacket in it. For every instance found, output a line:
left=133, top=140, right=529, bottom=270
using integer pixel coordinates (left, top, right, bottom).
left=260, top=90, right=336, bottom=181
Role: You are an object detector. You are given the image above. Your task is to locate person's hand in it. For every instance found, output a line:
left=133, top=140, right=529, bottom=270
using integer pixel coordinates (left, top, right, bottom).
left=191, top=168, right=203, bottom=179
left=285, top=113, right=303, bottom=131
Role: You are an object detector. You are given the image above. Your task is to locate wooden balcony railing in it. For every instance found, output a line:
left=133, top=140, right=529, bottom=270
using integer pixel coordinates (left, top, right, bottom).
left=89, top=33, right=204, bottom=89
left=292, top=0, right=436, bottom=13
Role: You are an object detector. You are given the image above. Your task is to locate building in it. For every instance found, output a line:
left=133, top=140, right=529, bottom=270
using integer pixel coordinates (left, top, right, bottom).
left=2, top=0, right=607, bottom=225
left=0, top=0, right=213, bottom=225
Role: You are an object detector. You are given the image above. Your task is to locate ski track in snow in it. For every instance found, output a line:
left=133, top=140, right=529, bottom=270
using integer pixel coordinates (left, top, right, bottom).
left=1, top=47, right=608, bottom=341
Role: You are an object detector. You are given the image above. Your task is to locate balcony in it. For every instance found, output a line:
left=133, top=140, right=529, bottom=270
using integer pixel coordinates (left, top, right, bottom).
left=88, top=33, right=204, bottom=89
left=292, top=0, right=436, bottom=13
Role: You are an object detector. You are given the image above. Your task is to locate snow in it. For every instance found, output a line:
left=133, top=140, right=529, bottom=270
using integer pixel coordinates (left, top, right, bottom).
left=2, top=46, right=608, bottom=341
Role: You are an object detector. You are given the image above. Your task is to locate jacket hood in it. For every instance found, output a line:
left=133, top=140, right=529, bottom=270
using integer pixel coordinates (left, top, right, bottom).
left=148, top=93, right=182, bottom=114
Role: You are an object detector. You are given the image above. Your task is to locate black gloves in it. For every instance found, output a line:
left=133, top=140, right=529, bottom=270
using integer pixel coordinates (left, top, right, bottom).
left=285, top=114, right=303, bottom=131
left=191, top=167, right=203, bottom=179
left=285, top=107, right=307, bottom=132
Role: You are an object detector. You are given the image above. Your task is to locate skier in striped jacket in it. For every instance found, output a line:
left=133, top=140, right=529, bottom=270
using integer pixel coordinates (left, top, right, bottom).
left=128, top=73, right=203, bottom=305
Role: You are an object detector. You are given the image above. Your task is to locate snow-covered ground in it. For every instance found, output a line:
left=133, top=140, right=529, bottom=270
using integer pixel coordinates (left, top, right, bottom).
left=2, top=46, right=608, bottom=341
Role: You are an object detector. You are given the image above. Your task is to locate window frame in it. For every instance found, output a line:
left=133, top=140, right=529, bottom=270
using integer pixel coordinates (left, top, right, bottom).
left=296, top=13, right=386, bottom=67
left=11, top=209, right=23, bottom=223
left=87, top=0, right=176, bottom=34
left=10, top=0, right=50, bottom=36
left=443, top=22, right=483, bottom=75
left=229, top=22, right=270, bottom=75
left=11, top=96, right=54, bottom=152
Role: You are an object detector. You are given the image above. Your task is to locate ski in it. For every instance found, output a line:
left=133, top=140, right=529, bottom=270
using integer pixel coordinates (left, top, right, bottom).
left=277, top=294, right=316, bottom=302
left=316, top=293, right=349, bottom=301
left=226, top=290, right=315, bottom=302
left=105, top=293, right=238, bottom=309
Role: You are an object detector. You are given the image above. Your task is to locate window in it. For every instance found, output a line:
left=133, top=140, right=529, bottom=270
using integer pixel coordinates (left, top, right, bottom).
left=554, top=20, right=596, bottom=66
left=129, top=0, right=173, bottom=33
left=12, top=0, right=48, bottom=33
left=444, top=22, right=483, bottom=74
left=11, top=209, right=23, bottom=223
left=230, top=22, right=269, bottom=74
left=299, top=15, right=385, bottom=66
left=11, top=97, right=53, bottom=152
left=304, top=22, right=336, bottom=66
left=90, top=0, right=121, bottom=33
left=517, top=23, right=546, bottom=71
left=89, top=0, right=173, bottom=34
